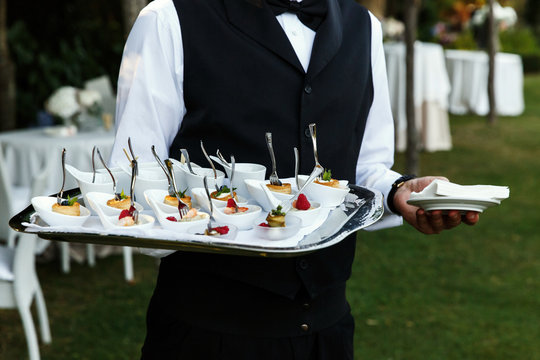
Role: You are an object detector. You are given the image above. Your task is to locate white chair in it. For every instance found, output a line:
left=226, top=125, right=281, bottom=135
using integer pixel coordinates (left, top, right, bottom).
left=0, top=233, right=52, bottom=360
left=0, top=146, right=32, bottom=248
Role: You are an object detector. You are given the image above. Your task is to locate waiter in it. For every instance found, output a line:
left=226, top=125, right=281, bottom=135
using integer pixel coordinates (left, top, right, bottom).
left=110, top=0, right=479, bottom=358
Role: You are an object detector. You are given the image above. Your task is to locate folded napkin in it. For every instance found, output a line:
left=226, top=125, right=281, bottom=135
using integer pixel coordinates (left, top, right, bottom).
left=409, top=179, right=510, bottom=201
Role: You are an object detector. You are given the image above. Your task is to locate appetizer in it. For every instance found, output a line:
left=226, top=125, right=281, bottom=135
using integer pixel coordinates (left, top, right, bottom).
left=264, top=205, right=286, bottom=227
left=223, top=199, right=248, bottom=215
left=52, top=195, right=81, bottom=216
left=291, top=194, right=312, bottom=211
left=118, top=205, right=137, bottom=226
left=266, top=182, right=292, bottom=194
left=210, top=185, right=237, bottom=202
left=204, top=225, right=230, bottom=236
left=314, top=169, right=340, bottom=188
left=164, top=188, right=192, bottom=209
left=107, top=190, right=131, bottom=210
left=166, top=208, right=207, bottom=222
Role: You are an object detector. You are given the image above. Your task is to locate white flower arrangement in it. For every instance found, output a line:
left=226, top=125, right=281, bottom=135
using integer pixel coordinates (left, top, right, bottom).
left=45, top=86, right=103, bottom=127
left=471, top=1, right=517, bottom=29
left=382, top=17, right=405, bottom=41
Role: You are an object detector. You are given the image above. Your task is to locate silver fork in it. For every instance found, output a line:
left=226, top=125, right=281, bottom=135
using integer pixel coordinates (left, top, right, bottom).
left=265, top=132, right=282, bottom=186
left=180, top=148, right=197, bottom=175
left=165, top=159, right=189, bottom=219
left=127, top=138, right=139, bottom=223
left=203, top=176, right=217, bottom=234
left=294, top=147, right=300, bottom=190
left=91, top=146, right=97, bottom=183
left=57, top=148, right=67, bottom=204
left=152, top=145, right=175, bottom=197
left=96, top=147, right=121, bottom=201
left=308, top=123, right=325, bottom=179
left=200, top=140, right=220, bottom=192
left=216, top=149, right=230, bottom=167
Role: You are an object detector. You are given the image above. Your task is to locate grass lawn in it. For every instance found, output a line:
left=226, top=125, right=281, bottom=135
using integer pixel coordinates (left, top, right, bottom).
left=1, top=74, right=539, bottom=359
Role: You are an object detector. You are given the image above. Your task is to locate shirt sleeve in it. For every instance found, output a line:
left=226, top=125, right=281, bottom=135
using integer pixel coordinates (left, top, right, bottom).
left=356, top=12, right=403, bottom=227
left=109, top=0, right=185, bottom=167
left=111, top=1, right=186, bottom=258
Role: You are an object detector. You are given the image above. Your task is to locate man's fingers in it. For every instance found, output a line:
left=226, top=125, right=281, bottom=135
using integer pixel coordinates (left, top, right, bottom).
left=445, top=210, right=462, bottom=229
left=463, top=211, right=479, bottom=225
left=427, top=210, right=445, bottom=233
left=416, top=208, right=435, bottom=234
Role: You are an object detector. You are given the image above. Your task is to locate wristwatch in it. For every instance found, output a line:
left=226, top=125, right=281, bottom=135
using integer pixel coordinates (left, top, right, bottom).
left=387, top=174, right=416, bottom=216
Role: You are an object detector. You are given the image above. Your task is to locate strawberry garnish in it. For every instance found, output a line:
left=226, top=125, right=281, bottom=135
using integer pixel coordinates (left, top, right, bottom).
left=259, top=222, right=270, bottom=227
left=118, top=209, right=131, bottom=220
left=213, top=226, right=229, bottom=235
left=294, top=194, right=311, bottom=210
left=226, top=198, right=237, bottom=208
left=166, top=216, right=177, bottom=222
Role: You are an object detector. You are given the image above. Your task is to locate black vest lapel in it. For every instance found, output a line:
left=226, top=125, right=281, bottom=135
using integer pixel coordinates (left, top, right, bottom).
left=306, top=0, right=343, bottom=78
left=223, top=0, right=305, bottom=73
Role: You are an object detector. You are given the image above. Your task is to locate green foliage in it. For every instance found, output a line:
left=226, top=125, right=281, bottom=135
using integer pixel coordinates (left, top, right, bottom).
left=500, top=27, right=540, bottom=54
left=444, top=29, right=478, bottom=50
left=6, top=1, right=125, bottom=128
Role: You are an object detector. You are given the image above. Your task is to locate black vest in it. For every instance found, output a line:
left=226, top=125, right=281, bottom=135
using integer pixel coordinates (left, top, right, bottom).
left=162, top=0, right=374, bottom=300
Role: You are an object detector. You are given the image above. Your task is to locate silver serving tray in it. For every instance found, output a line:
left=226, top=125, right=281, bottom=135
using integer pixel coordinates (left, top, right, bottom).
left=10, top=185, right=383, bottom=257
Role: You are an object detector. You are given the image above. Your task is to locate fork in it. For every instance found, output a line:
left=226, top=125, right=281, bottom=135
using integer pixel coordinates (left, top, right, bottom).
left=308, top=123, right=325, bottom=179
left=203, top=175, right=217, bottom=234
left=91, top=146, right=97, bottom=183
left=229, top=155, right=238, bottom=210
left=200, top=140, right=220, bottom=192
left=180, top=148, right=197, bottom=175
left=216, top=149, right=230, bottom=167
left=57, top=148, right=67, bottom=204
left=294, top=147, right=300, bottom=190
left=152, top=145, right=175, bottom=197
left=127, top=138, right=139, bottom=223
left=265, top=132, right=282, bottom=186
left=96, top=147, right=122, bottom=201
left=165, top=159, right=189, bottom=219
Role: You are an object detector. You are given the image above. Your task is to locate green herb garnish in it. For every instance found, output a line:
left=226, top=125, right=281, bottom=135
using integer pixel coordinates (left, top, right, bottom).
left=211, top=185, right=236, bottom=198
left=120, top=189, right=129, bottom=200
left=67, top=195, right=78, bottom=206
left=322, top=169, right=332, bottom=181
left=177, top=188, right=188, bottom=198
left=271, top=205, right=286, bottom=216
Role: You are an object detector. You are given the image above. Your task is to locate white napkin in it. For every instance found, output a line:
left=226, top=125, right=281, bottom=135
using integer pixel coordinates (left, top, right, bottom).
left=409, top=179, right=510, bottom=201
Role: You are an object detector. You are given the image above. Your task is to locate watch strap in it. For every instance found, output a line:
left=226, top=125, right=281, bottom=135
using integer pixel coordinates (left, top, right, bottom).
left=387, top=174, right=416, bottom=216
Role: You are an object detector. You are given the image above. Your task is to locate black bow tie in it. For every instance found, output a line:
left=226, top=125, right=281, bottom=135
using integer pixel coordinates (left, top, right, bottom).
left=266, top=0, right=327, bottom=31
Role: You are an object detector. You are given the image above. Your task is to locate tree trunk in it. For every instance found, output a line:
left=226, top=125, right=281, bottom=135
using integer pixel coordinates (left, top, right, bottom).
left=404, top=0, right=420, bottom=175
left=487, top=0, right=497, bottom=125
left=121, top=0, right=148, bottom=38
left=0, top=0, right=16, bottom=132
left=357, top=0, right=387, bottom=19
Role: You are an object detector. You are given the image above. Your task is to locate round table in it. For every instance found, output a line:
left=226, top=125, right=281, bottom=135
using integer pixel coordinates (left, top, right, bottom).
left=445, top=50, right=524, bottom=116
left=0, top=127, right=115, bottom=193
left=384, top=41, right=453, bottom=152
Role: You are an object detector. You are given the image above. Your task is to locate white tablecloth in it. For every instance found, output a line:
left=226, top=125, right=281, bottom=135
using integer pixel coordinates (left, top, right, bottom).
left=384, top=41, right=453, bottom=152
left=445, top=50, right=524, bottom=116
left=0, top=128, right=115, bottom=193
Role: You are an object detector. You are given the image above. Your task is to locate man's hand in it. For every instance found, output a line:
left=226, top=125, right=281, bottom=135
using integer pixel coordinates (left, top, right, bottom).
left=393, top=176, right=480, bottom=234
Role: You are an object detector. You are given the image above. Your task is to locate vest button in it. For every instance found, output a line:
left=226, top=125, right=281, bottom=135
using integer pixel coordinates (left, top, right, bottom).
left=304, top=128, right=311, bottom=138
left=304, top=84, right=312, bottom=94
left=300, top=323, right=310, bottom=332
left=298, top=258, right=309, bottom=270
left=302, top=303, right=311, bottom=310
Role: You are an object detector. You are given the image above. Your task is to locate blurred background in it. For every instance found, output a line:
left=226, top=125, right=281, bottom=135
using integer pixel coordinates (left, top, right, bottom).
left=1, top=0, right=539, bottom=359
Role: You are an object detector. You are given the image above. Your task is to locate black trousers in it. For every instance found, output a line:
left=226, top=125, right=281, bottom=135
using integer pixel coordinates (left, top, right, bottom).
left=141, top=310, right=354, bottom=360
left=141, top=273, right=354, bottom=360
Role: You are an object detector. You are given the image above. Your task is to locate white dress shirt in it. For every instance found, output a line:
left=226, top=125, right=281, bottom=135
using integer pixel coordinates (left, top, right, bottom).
left=110, top=0, right=403, bottom=228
